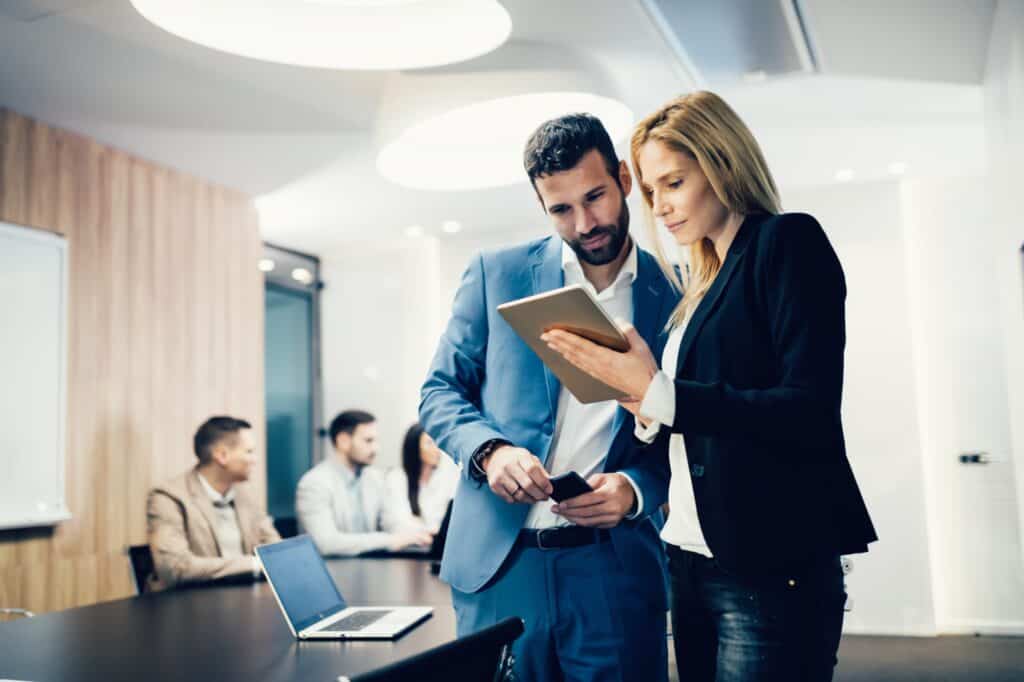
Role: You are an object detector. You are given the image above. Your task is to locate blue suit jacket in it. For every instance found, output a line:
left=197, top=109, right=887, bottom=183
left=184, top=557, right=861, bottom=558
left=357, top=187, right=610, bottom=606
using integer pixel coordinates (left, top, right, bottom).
left=420, top=236, right=679, bottom=603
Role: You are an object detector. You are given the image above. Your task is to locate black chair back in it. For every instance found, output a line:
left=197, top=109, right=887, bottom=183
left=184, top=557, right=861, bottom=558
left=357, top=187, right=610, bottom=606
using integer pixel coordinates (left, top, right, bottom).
left=272, top=516, right=299, bottom=539
left=127, top=544, right=154, bottom=595
left=346, top=616, right=524, bottom=682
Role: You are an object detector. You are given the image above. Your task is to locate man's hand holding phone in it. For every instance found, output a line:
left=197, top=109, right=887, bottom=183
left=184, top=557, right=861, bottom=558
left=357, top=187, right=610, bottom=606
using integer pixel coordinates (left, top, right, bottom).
left=484, top=445, right=553, bottom=504
left=551, top=472, right=637, bottom=529
left=548, top=471, right=593, bottom=502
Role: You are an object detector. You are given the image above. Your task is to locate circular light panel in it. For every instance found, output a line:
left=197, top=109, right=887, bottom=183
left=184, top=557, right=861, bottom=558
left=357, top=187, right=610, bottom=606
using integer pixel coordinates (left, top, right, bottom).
left=130, top=0, right=511, bottom=70
left=377, top=92, right=634, bottom=191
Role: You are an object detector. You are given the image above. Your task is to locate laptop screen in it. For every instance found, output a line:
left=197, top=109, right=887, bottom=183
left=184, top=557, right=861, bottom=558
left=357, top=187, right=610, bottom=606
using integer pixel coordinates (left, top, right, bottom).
left=257, top=535, right=347, bottom=632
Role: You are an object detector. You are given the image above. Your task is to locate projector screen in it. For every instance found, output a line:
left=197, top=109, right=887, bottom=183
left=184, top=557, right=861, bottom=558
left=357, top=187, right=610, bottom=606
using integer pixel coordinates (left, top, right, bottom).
left=0, top=221, right=70, bottom=530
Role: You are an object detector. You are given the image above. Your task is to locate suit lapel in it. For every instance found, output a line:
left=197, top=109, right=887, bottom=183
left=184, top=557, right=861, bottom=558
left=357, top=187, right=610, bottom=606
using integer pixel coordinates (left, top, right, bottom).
left=233, top=493, right=256, bottom=554
left=603, top=248, right=665, bottom=468
left=619, top=251, right=665, bottom=434
left=675, top=215, right=759, bottom=375
left=530, top=237, right=565, bottom=420
left=631, top=251, right=667, bottom=359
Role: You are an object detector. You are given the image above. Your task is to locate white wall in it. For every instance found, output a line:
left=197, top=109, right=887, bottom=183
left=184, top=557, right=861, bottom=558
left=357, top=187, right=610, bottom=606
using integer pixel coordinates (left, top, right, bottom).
left=900, top=176, right=1024, bottom=634
left=320, top=237, right=442, bottom=470
left=986, top=0, right=1024, bottom=575
left=785, top=181, right=938, bottom=635
left=786, top=169, right=1024, bottom=636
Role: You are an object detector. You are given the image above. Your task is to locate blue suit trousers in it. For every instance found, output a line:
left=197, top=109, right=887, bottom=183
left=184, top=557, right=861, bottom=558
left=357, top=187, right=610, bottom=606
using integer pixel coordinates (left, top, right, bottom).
left=451, top=538, right=668, bottom=682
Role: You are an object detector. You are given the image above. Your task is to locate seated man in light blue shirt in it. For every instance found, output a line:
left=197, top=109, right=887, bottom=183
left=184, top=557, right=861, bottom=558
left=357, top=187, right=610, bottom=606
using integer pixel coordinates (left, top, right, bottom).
left=296, top=410, right=432, bottom=556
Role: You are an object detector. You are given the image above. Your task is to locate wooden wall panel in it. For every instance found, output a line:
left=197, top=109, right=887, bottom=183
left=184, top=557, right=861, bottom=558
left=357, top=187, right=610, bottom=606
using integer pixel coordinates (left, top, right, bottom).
left=0, top=110, right=265, bottom=613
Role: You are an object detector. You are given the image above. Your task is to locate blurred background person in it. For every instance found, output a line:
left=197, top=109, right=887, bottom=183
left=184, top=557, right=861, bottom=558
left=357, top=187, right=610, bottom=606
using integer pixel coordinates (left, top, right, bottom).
left=147, top=416, right=280, bottom=591
left=296, top=410, right=432, bottom=556
left=386, top=423, right=459, bottom=533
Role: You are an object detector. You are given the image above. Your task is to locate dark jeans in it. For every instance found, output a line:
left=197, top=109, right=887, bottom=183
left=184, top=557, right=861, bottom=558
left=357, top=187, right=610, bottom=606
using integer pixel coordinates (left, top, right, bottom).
left=667, top=544, right=846, bottom=682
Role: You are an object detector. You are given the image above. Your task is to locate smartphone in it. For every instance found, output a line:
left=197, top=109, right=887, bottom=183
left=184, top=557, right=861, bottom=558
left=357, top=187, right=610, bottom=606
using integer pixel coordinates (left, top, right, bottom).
left=549, top=471, right=593, bottom=502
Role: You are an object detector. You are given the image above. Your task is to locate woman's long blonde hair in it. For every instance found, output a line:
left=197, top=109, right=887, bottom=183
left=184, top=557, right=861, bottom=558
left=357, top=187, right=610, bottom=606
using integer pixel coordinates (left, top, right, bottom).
left=630, top=91, right=781, bottom=329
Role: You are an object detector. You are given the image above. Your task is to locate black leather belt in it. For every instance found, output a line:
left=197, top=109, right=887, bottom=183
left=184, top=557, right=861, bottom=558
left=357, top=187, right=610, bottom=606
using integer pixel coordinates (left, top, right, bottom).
left=516, top=526, right=611, bottom=551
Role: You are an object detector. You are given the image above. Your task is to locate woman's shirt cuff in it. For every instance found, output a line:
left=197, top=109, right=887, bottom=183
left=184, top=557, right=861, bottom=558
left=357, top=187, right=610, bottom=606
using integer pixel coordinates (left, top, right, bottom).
left=639, top=370, right=676, bottom=428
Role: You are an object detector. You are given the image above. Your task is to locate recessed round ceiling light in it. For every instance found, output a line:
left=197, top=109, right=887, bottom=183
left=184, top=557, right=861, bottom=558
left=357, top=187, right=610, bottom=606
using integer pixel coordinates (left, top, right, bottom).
left=405, top=224, right=425, bottom=238
left=374, top=43, right=633, bottom=192
left=291, top=267, right=314, bottom=284
left=442, top=220, right=462, bottom=234
left=378, top=92, right=634, bottom=191
left=129, top=0, right=511, bottom=70
left=888, top=161, right=908, bottom=175
left=835, top=168, right=855, bottom=182
left=258, top=258, right=276, bottom=272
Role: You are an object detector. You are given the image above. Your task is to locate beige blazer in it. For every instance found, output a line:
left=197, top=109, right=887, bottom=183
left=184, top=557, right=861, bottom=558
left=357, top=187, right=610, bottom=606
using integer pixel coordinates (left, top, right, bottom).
left=146, top=467, right=280, bottom=591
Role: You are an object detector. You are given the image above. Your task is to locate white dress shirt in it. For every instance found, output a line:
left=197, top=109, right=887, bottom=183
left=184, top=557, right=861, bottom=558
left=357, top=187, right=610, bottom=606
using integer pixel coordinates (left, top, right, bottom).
left=524, top=241, right=644, bottom=529
left=385, top=453, right=459, bottom=532
left=196, top=472, right=245, bottom=558
left=635, top=306, right=713, bottom=557
left=295, top=458, right=401, bottom=556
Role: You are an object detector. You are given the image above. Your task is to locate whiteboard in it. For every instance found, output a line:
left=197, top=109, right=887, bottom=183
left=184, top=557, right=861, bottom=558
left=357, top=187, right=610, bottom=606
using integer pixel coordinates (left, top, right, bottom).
left=0, top=221, right=70, bottom=530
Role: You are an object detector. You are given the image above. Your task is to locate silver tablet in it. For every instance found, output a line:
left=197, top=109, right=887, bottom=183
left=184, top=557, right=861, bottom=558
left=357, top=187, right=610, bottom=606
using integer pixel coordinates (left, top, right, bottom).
left=497, top=284, right=630, bottom=404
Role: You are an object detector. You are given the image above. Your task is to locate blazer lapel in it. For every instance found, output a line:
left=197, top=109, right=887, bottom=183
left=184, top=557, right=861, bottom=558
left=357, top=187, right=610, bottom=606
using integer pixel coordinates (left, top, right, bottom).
left=609, top=249, right=666, bottom=442
left=530, top=237, right=565, bottom=420
left=233, top=492, right=258, bottom=554
left=631, top=250, right=667, bottom=359
left=675, top=215, right=760, bottom=375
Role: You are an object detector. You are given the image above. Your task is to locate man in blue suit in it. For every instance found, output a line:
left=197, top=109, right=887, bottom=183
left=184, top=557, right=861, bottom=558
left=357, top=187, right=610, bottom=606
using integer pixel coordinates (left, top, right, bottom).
left=420, top=114, right=679, bottom=682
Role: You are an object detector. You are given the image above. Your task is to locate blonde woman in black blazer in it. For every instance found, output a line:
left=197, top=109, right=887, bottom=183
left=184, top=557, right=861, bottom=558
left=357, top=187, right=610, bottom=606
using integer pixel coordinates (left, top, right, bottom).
left=543, top=91, right=877, bottom=682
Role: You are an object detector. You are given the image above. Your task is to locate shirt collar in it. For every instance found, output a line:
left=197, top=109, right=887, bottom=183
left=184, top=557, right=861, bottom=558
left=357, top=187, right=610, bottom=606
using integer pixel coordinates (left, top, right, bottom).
left=560, top=238, right=638, bottom=290
left=330, top=456, right=361, bottom=486
left=197, top=471, right=236, bottom=507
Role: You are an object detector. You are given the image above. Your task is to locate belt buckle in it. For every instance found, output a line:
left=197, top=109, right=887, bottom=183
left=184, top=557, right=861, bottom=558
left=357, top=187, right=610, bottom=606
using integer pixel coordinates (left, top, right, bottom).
left=536, top=528, right=556, bottom=551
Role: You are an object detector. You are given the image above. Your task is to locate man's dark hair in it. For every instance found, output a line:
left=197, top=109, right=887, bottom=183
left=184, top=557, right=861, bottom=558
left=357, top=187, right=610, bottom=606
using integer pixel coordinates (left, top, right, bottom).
left=523, top=113, right=620, bottom=193
left=193, top=416, right=252, bottom=464
left=329, top=410, right=376, bottom=446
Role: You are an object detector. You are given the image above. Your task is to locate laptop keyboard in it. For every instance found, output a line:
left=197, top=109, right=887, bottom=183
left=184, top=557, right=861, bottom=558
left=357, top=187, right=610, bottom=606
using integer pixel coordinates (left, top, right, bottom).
left=327, top=610, right=392, bottom=632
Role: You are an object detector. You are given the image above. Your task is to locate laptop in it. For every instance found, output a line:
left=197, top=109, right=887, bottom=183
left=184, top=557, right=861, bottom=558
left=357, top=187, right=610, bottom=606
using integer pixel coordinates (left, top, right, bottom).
left=256, top=535, right=433, bottom=640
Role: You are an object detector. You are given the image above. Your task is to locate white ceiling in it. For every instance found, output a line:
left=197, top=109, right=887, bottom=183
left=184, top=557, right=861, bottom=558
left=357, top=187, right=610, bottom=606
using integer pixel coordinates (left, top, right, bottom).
left=802, top=0, right=997, bottom=84
left=0, top=0, right=992, bottom=254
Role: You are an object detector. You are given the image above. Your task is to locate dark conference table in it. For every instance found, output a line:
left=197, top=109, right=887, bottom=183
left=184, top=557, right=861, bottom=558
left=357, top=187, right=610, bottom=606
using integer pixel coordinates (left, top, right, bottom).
left=0, top=558, right=456, bottom=682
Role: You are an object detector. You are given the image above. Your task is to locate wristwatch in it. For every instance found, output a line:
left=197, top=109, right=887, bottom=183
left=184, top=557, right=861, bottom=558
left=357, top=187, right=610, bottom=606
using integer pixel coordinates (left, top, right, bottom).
left=469, top=439, right=511, bottom=483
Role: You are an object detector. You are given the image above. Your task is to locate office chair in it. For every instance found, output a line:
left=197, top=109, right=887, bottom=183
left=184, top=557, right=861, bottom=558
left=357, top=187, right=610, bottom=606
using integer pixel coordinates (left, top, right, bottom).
left=340, top=616, right=524, bottom=682
left=273, top=516, right=299, bottom=539
left=126, top=544, right=155, bottom=595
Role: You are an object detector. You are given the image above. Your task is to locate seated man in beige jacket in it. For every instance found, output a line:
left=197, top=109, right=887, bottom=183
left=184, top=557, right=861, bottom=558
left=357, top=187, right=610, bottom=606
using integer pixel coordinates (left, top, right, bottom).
left=147, top=416, right=280, bottom=591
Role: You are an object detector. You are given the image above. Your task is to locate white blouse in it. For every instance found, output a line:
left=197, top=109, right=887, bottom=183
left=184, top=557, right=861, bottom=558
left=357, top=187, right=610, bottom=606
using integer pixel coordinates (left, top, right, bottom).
left=635, top=310, right=713, bottom=558
left=385, top=454, right=459, bottom=533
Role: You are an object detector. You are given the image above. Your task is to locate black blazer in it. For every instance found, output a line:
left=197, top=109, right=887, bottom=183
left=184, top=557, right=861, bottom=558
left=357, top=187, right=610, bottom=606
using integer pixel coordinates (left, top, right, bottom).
left=649, top=212, right=877, bottom=579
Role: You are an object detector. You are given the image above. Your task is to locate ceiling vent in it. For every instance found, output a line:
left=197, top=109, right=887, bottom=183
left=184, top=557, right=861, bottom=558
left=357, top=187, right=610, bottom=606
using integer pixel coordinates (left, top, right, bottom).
left=0, top=1, right=96, bottom=23
left=639, top=0, right=818, bottom=86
